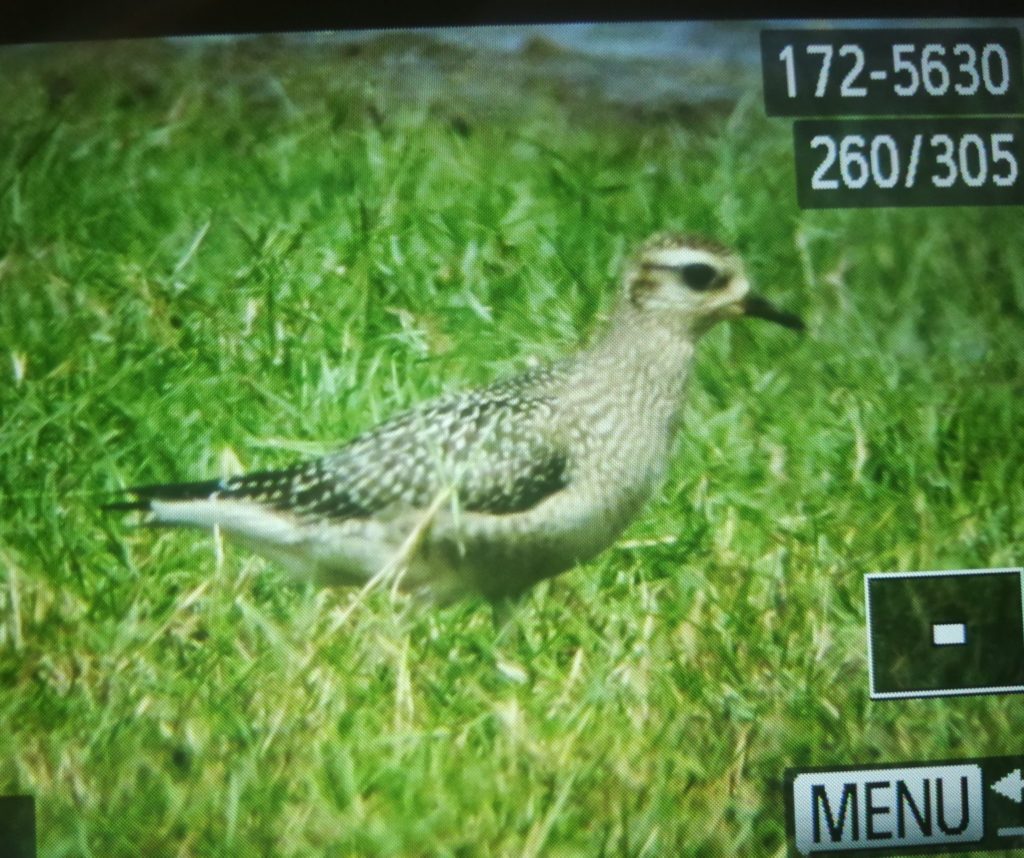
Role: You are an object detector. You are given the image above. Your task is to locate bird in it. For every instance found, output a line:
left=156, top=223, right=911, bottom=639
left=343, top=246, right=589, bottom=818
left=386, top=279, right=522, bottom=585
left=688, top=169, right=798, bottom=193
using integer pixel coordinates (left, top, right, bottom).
left=107, top=233, right=804, bottom=605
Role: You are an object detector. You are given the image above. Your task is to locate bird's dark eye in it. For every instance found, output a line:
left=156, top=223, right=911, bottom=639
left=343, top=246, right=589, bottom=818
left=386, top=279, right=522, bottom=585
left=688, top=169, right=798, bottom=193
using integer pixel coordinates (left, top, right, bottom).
left=680, top=262, right=720, bottom=291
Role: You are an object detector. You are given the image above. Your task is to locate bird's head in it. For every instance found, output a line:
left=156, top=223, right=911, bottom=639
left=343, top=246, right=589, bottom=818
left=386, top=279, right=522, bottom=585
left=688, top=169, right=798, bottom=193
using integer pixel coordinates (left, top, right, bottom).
left=622, top=233, right=805, bottom=337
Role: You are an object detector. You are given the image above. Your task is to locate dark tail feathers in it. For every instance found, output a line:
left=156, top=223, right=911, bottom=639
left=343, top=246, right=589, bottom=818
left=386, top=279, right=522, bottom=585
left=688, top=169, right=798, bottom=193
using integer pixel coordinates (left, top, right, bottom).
left=102, top=479, right=224, bottom=512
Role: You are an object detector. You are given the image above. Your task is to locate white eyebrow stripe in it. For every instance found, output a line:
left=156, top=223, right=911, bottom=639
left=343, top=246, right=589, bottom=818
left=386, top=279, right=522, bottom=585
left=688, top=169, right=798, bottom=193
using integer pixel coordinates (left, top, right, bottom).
left=645, top=247, right=722, bottom=268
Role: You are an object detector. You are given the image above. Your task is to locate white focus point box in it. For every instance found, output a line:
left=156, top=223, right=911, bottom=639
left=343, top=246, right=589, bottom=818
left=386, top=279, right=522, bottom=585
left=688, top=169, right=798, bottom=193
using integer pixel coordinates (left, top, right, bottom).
left=932, top=622, right=967, bottom=646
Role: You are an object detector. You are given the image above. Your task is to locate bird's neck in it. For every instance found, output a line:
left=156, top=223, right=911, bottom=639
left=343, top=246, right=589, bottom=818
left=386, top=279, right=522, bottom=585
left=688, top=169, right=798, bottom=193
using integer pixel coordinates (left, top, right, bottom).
left=561, top=305, right=698, bottom=467
left=583, top=304, right=698, bottom=402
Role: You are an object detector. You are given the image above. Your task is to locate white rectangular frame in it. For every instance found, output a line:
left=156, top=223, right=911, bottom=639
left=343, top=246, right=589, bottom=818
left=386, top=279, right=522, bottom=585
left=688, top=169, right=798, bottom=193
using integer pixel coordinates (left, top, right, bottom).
left=864, top=567, right=1024, bottom=700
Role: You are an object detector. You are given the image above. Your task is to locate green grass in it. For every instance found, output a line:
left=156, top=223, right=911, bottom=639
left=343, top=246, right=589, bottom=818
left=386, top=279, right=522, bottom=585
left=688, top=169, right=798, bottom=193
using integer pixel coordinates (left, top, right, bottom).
left=1, top=33, right=1024, bottom=857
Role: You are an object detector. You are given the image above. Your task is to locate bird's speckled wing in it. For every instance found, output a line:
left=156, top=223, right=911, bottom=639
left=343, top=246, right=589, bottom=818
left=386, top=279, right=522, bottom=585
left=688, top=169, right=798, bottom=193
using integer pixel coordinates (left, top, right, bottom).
left=121, top=367, right=570, bottom=520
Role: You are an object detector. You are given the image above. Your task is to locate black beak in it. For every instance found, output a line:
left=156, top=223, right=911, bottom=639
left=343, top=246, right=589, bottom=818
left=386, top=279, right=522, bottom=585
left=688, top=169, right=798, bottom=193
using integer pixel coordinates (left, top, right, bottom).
left=742, top=294, right=805, bottom=332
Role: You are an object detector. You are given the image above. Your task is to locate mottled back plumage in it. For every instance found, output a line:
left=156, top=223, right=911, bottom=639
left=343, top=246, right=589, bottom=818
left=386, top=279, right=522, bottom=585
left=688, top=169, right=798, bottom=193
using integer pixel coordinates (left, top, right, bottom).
left=214, top=367, right=569, bottom=518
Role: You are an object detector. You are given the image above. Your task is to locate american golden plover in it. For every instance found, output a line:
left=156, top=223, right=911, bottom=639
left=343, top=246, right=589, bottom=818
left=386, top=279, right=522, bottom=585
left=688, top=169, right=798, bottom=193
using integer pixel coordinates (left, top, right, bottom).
left=109, top=234, right=803, bottom=604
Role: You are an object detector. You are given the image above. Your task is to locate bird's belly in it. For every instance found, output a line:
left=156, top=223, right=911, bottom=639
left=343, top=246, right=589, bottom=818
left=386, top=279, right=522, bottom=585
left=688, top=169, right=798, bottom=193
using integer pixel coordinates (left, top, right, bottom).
left=411, top=479, right=656, bottom=601
left=279, top=471, right=658, bottom=602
